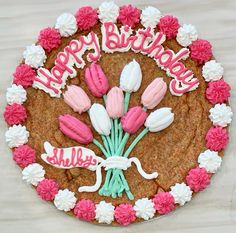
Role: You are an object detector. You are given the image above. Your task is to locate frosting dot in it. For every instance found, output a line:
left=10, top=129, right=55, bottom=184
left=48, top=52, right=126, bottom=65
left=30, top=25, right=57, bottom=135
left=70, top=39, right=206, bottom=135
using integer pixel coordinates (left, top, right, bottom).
left=4, top=103, right=27, bottom=126
left=74, top=199, right=96, bottom=222
left=186, top=167, right=210, bottom=192
left=153, top=192, right=175, bottom=215
left=13, top=144, right=36, bottom=168
left=114, top=204, right=136, bottom=226
left=39, top=27, right=61, bottom=52
left=158, top=15, right=180, bottom=39
left=118, top=4, right=140, bottom=28
left=36, top=179, right=59, bottom=201
left=75, top=6, right=98, bottom=30
left=206, top=80, right=231, bottom=104
left=189, top=39, right=212, bottom=65
left=205, top=126, right=229, bottom=151
left=13, top=64, right=36, bottom=88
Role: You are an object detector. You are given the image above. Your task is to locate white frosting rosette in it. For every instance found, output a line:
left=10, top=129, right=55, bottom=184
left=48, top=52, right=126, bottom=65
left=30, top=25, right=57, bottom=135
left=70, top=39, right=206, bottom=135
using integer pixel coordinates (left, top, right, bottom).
left=202, top=60, right=224, bottom=82
left=209, top=104, right=233, bottom=127
left=22, top=163, right=45, bottom=186
left=170, top=183, right=192, bottom=206
left=23, top=44, right=46, bottom=68
left=5, top=125, right=29, bottom=148
left=6, top=84, right=27, bottom=105
left=141, top=6, right=161, bottom=29
left=55, top=13, right=78, bottom=37
left=95, top=201, right=115, bottom=224
left=98, top=1, right=119, bottom=23
left=198, top=150, right=222, bottom=173
left=176, top=24, right=198, bottom=47
left=134, top=198, right=155, bottom=220
left=54, top=189, right=76, bottom=211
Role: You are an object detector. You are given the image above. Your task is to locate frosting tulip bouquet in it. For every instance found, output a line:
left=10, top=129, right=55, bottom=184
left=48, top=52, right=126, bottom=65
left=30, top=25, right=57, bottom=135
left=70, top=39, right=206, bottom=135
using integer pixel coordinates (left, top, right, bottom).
left=61, top=60, right=174, bottom=200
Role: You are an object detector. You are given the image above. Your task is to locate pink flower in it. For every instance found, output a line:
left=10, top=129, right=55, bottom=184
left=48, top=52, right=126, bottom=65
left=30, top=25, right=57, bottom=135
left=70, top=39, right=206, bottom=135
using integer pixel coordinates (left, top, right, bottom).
left=118, top=4, right=140, bottom=28
left=75, top=6, right=98, bottom=30
left=153, top=192, right=175, bottom=215
left=121, top=106, right=147, bottom=134
left=158, top=15, right=180, bottom=39
left=114, top=204, right=136, bottom=226
left=141, top=78, right=167, bottom=109
left=106, top=87, right=124, bottom=118
left=36, top=179, right=59, bottom=201
left=74, top=199, right=96, bottom=221
left=38, top=27, right=61, bottom=52
left=13, top=64, right=36, bottom=88
left=85, top=63, right=109, bottom=97
left=189, top=39, right=212, bottom=65
left=186, top=167, right=210, bottom=192
left=13, top=145, right=36, bottom=167
left=206, top=126, right=229, bottom=151
left=4, top=103, right=27, bottom=126
left=206, top=80, right=231, bottom=104
left=63, top=85, right=91, bottom=114
left=59, top=114, right=93, bottom=145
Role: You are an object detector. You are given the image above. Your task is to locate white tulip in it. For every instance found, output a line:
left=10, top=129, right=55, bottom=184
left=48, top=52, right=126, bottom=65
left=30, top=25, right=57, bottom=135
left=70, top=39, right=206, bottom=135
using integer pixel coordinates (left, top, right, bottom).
left=120, top=59, right=142, bottom=93
left=145, top=108, right=174, bottom=132
left=89, top=103, right=111, bottom=136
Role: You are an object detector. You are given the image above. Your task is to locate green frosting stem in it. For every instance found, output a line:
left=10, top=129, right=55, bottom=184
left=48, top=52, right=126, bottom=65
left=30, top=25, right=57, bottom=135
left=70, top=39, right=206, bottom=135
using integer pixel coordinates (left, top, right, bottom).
left=103, top=94, right=107, bottom=105
left=92, top=139, right=110, bottom=158
left=124, top=92, right=131, bottom=112
left=116, top=132, right=130, bottom=156
left=123, top=128, right=149, bottom=158
left=118, top=123, right=123, bottom=145
left=114, top=118, right=119, bottom=152
left=110, top=119, right=115, bottom=151
left=101, top=136, right=111, bottom=157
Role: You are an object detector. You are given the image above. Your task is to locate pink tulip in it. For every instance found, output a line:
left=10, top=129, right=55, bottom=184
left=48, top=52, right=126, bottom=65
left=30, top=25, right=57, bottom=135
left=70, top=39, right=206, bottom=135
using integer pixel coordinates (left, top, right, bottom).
left=141, top=78, right=167, bottom=109
left=85, top=63, right=109, bottom=97
left=121, top=106, right=147, bottom=134
left=59, top=114, right=93, bottom=144
left=106, top=87, right=124, bottom=118
left=63, top=85, right=91, bottom=114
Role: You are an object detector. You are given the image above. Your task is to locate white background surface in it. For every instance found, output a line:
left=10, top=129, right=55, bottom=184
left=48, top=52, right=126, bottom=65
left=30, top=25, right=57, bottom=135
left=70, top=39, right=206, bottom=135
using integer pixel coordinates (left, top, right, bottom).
left=0, top=0, right=236, bottom=232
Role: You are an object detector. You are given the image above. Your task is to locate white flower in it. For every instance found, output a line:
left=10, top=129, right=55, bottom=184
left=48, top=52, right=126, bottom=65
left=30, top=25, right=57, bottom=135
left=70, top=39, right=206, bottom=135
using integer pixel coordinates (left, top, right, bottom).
left=5, top=125, right=29, bottom=148
left=145, top=108, right=174, bottom=132
left=89, top=103, right=111, bottom=136
left=22, top=163, right=45, bottom=186
left=95, top=201, right=115, bottom=224
left=198, top=149, right=222, bottom=173
left=55, top=13, right=78, bottom=37
left=98, top=1, right=119, bottom=23
left=176, top=24, right=198, bottom=47
left=54, top=189, right=76, bottom=211
left=141, top=6, right=161, bottom=29
left=23, top=44, right=46, bottom=68
left=209, top=104, right=233, bottom=127
left=120, top=59, right=142, bottom=93
left=134, top=198, right=155, bottom=220
left=6, top=84, right=27, bottom=105
left=170, top=183, right=192, bottom=206
left=202, top=60, right=224, bottom=82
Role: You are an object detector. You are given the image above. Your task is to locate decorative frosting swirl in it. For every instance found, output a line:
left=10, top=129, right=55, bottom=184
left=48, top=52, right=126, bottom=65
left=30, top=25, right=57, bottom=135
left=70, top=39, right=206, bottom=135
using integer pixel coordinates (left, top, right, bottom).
left=202, top=60, right=224, bottom=82
left=198, top=149, right=222, bottom=173
left=5, top=124, right=29, bottom=148
left=22, top=163, right=45, bottom=186
left=141, top=6, right=161, bottom=29
left=98, top=1, right=119, bottom=23
left=23, top=44, right=46, bottom=68
left=55, top=13, right=78, bottom=37
left=209, top=103, right=233, bottom=127
left=133, top=198, right=155, bottom=220
left=6, top=84, right=27, bottom=105
left=95, top=201, right=115, bottom=224
left=54, top=189, right=76, bottom=211
left=170, top=183, right=192, bottom=206
left=176, top=24, right=198, bottom=47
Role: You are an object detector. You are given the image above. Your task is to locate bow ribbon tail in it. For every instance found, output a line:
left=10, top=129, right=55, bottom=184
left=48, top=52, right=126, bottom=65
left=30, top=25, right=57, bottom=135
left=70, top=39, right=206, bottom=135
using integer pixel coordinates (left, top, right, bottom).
left=129, top=157, right=159, bottom=179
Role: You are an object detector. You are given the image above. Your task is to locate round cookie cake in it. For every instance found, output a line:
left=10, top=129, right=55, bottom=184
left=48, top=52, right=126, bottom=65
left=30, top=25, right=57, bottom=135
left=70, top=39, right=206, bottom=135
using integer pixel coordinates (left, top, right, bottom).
left=4, top=1, right=233, bottom=226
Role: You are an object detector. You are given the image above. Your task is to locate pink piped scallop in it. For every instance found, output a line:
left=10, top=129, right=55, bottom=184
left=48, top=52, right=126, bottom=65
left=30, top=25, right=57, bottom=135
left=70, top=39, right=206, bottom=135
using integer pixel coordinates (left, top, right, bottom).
left=74, top=199, right=96, bottom=222
left=114, top=204, right=136, bottom=226
left=36, top=179, right=59, bottom=201
left=153, top=192, right=175, bottom=215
